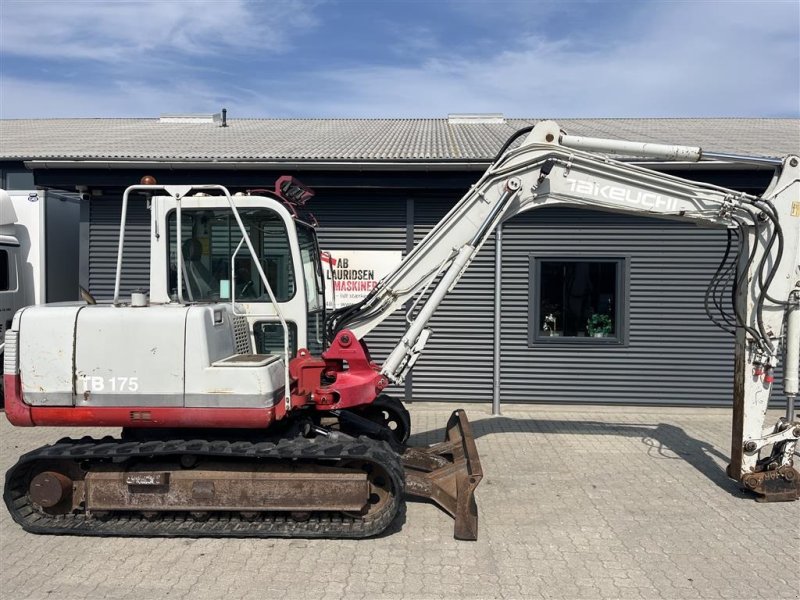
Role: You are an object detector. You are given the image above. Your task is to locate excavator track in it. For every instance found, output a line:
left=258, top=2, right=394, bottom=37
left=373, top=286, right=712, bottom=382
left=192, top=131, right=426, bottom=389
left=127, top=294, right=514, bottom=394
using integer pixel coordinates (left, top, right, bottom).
left=4, top=434, right=404, bottom=539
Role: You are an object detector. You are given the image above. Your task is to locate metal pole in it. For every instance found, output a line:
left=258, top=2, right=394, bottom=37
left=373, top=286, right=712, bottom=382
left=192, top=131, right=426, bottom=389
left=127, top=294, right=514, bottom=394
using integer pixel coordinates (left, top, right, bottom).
left=112, top=188, right=130, bottom=306
left=405, top=196, right=415, bottom=404
left=492, top=225, right=502, bottom=416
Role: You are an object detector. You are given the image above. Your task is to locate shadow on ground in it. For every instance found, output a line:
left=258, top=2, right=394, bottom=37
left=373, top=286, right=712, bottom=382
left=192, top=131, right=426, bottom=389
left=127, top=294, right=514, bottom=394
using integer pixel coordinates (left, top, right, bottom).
left=408, top=415, right=750, bottom=498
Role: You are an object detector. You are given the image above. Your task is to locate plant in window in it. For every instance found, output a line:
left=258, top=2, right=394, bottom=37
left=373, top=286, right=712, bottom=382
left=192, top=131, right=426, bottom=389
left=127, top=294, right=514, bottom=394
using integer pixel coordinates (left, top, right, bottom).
left=586, top=313, right=613, bottom=337
left=542, top=313, right=558, bottom=336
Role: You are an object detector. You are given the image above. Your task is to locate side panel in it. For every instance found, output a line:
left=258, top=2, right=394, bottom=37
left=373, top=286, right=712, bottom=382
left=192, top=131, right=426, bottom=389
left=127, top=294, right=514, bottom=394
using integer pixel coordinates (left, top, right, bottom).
left=74, top=306, right=185, bottom=407
left=19, top=305, right=82, bottom=406
left=183, top=306, right=285, bottom=408
left=7, top=190, right=43, bottom=306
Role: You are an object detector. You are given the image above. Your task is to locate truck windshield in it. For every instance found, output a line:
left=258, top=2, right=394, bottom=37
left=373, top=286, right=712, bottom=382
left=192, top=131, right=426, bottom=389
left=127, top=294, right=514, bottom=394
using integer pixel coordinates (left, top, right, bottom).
left=168, top=208, right=295, bottom=302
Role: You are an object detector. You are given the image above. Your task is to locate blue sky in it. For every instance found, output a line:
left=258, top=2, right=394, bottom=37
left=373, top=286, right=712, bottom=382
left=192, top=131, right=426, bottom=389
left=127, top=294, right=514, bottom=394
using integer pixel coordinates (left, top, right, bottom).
left=1, top=0, right=798, bottom=119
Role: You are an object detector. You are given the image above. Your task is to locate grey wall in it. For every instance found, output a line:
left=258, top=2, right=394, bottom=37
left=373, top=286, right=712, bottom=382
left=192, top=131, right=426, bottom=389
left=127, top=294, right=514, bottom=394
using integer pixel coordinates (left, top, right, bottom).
left=411, top=197, right=495, bottom=403
left=499, top=206, right=787, bottom=406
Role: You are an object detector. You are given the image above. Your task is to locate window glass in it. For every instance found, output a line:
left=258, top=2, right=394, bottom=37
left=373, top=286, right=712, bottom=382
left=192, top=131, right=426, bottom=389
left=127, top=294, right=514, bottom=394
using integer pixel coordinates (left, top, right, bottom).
left=0, top=250, right=8, bottom=291
left=306, top=310, right=325, bottom=355
left=168, top=208, right=295, bottom=302
left=254, top=321, right=298, bottom=356
left=297, top=224, right=324, bottom=312
left=533, top=258, right=624, bottom=342
left=5, top=171, right=34, bottom=190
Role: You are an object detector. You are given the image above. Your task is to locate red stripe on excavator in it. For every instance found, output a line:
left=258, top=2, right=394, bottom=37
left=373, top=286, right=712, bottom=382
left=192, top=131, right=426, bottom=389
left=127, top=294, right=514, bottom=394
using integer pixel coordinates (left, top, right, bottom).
left=3, top=374, right=33, bottom=426
left=3, top=375, right=276, bottom=428
left=27, top=407, right=276, bottom=428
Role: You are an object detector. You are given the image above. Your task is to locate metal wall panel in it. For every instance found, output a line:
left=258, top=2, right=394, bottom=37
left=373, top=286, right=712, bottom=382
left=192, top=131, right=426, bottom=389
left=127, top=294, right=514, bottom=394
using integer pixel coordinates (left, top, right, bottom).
left=410, top=197, right=495, bottom=403
left=88, top=198, right=151, bottom=301
left=500, top=206, right=788, bottom=406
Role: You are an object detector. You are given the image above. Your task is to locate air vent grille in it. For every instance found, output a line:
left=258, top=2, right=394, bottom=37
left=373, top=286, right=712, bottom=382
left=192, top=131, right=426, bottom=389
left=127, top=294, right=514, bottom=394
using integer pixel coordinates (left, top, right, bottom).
left=232, top=315, right=252, bottom=354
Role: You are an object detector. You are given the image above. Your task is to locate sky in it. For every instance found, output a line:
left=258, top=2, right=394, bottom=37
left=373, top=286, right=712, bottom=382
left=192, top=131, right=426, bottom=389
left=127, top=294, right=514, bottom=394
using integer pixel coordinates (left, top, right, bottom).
left=0, top=0, right=798, bottom=119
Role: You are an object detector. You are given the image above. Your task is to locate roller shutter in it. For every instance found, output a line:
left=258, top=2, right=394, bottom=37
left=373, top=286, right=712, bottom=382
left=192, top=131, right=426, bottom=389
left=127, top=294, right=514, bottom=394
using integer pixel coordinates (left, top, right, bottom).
left=88, top=198, right=151, bottom=301
left=410, top=197, right=495, bottom=403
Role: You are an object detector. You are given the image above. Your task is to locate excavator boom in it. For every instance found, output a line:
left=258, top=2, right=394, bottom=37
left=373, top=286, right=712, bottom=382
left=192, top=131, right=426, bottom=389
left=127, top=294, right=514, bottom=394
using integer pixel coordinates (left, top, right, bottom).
left=330, top=121, right=800, bottom=499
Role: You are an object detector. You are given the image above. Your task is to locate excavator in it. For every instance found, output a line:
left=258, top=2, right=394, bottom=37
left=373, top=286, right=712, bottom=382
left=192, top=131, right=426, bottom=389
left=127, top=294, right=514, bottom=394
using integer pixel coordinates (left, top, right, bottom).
left=3, top=121, right=799, bottom=540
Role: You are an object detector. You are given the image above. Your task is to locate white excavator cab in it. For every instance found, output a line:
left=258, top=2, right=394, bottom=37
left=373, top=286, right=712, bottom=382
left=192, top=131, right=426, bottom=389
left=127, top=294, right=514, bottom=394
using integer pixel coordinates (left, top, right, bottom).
left=146, top=185, right=326, bottom=360
left=9, top=183, right=325, bottom=414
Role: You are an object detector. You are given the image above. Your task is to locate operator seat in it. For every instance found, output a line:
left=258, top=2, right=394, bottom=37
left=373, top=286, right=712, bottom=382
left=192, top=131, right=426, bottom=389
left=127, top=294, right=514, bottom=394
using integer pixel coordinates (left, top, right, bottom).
left=182, top=238, right=215, bottom=299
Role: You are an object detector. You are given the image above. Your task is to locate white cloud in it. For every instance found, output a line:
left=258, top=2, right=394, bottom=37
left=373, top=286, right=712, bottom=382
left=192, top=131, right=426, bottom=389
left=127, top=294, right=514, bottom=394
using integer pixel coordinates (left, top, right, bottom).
left=273, top=1, right=800, bottom=117
left=0, top=0, right=318, bottom=62
left=0, top=0, right=321, bottom=118
left=0, top=75, right=270, bottom=118
left=0, top=1, right=797, bottom=118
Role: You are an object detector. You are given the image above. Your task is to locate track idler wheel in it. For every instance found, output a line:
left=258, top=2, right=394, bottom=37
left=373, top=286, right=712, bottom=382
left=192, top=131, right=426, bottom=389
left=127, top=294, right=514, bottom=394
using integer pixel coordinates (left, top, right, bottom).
left=340, top=459, right=393, bottom=519
left=350, top=394, right=411, bottom=445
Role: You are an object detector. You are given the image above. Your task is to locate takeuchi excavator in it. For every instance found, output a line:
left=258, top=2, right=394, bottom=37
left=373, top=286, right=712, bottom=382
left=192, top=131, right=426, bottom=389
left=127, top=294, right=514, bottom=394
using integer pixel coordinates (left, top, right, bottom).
left=4, top=122, right=799, bottom=540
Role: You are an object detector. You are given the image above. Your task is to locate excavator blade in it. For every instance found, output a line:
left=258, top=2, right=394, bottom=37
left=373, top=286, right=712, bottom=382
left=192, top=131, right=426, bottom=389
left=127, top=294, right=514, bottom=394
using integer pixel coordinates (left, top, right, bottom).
left=401, top=409, right=483, bottom=540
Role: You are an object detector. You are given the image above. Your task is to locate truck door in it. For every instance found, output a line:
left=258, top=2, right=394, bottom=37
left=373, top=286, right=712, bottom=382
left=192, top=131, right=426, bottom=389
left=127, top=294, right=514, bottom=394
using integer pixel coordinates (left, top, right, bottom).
left=0, top=245, right=20, bottom=348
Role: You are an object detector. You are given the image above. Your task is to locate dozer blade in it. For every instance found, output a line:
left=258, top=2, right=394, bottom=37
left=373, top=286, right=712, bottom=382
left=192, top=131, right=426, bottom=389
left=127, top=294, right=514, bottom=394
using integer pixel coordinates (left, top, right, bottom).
left=401, top=409, right=483, bottom=540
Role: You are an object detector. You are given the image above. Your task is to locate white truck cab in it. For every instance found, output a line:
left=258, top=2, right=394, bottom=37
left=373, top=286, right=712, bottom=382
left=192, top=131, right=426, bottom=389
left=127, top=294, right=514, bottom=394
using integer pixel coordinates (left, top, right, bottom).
left=0, top=190, right=25, bottom=359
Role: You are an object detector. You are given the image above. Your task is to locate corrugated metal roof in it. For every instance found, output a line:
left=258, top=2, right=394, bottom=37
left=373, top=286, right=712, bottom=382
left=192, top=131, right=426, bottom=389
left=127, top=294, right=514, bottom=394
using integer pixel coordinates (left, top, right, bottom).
left=0, top=118, right=797, bottom=162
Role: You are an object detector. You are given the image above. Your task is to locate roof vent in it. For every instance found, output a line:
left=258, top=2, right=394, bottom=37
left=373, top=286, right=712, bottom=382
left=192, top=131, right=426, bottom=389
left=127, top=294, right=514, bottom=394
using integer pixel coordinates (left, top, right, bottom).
left=159, top=113, right=223, bottom=125
left=447, top=113, right=505, bottom=125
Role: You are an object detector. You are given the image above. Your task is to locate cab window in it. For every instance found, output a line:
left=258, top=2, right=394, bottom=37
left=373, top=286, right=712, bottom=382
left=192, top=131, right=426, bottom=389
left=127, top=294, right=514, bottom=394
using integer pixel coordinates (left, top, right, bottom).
left=297, top=224, right=324, bottom=313
left=168, top=208, right=295, bottom=302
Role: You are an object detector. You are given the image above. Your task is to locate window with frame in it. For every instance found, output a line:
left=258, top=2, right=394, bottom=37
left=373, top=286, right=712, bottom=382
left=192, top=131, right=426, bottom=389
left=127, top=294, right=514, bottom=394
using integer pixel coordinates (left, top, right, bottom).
left=167, top=208, right=295, bottom=302
left=530, top=257, right=626, bottom=344
left=254, top=321, right=298, bottom=356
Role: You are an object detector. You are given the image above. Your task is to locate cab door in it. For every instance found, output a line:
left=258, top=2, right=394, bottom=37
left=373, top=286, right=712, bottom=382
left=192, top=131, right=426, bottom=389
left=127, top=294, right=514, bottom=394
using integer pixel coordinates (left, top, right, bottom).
left=0, top=245, right=21, bottom=346
left=154, top=195, right=312, bottom=358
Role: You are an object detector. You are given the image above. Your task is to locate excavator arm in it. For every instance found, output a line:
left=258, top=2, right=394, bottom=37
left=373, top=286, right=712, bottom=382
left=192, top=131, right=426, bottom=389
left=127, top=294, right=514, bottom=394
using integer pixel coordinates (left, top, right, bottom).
left=329, top=120, right=800, bottom=501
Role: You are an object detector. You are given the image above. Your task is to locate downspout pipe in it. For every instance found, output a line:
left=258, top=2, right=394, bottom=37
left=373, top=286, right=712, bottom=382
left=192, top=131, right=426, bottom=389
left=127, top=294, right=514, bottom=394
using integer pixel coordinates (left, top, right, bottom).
left=492, top=225, right=503, bottom=416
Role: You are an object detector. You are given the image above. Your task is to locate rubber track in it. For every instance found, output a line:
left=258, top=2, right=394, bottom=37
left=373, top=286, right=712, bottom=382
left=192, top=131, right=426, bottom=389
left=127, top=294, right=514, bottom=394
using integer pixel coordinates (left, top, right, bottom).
left=4, top=435, right=405, bottom=539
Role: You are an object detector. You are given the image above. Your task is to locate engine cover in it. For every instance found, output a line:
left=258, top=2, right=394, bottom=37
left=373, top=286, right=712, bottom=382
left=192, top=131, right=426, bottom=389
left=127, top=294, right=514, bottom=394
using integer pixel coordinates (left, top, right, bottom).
left=16, top=303, right=285, bottom=410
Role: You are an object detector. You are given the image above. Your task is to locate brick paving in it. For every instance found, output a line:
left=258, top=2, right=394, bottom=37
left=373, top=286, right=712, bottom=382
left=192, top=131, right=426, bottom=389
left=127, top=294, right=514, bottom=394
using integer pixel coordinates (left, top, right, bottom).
left=1, top=403, right=798, bottom=600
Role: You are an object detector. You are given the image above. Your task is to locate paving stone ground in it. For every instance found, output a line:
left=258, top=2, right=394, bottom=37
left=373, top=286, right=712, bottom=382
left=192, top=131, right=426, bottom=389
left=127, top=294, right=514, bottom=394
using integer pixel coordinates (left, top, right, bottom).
left=1, top=403, right=798, bottom=600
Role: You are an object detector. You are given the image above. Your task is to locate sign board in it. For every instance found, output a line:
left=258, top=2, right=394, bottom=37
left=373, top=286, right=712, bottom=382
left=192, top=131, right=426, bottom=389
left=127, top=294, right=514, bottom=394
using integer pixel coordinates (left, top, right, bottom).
left=321, top=250, right=403, bottom=310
